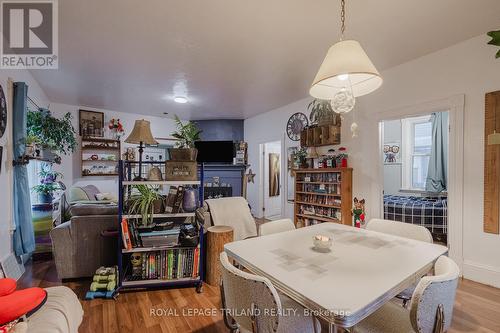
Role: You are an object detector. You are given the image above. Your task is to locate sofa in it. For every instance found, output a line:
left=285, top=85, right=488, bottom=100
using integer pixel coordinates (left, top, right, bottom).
left=10, top=286, right=83, bottom=333
left=50, top=185, right=119, bottom=279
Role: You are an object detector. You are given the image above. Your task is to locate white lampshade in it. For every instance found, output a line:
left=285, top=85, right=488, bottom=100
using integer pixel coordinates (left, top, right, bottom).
left=310, top=40, right=383, bottom=100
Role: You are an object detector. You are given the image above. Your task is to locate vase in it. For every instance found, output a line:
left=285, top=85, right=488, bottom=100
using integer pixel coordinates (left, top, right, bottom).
left=169, top=148, right=198, bottom=161
left=182, top=188, right=198, bottom=212
left=38, top=193, right=53, bottom=204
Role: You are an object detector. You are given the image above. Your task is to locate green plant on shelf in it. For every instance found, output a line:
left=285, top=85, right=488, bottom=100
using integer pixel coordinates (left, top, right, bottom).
left=27, top=109, right=77, bottom=155
left=171, top=115, right=202, bottom=148
left=127, top=185, right=163, bottom=226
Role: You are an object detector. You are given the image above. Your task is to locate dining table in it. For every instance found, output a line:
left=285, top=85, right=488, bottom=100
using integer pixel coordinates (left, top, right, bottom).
left=224, top=222, right=448, bottom=332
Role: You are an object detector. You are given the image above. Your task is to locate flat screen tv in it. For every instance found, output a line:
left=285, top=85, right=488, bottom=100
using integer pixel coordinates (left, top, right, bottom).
left=195, top=141, right=234, bottom=163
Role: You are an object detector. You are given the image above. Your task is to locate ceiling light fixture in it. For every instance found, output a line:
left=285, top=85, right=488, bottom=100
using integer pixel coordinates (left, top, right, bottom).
left=174, top=96, right=188, bottom=104
left=309, top=0, right=382, bottom=114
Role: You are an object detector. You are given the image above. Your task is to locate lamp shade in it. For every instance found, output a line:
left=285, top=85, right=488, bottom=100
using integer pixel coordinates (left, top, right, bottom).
left=125, top=119, right=158, bottom=145
left=310, top=40, right=382, bottom=100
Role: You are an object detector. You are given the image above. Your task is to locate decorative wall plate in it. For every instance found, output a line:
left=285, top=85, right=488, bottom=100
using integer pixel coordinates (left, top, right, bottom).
left=0, top=85, right=6, bottom=139
left=286, top=112, right=308, bottom=141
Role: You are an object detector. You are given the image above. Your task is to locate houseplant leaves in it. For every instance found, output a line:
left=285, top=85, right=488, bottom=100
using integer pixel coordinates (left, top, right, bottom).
left=487, top=30, right=500, bottom=58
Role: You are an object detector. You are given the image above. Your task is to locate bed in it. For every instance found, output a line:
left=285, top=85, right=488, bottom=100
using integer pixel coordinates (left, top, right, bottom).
left=383, top=195, right=447, bottom=243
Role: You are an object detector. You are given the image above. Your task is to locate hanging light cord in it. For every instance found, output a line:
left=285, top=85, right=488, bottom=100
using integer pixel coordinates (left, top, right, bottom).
left=340, top=0, right=346, bottom=40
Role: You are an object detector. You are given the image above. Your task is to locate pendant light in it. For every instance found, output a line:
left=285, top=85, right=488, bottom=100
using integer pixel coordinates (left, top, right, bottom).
left=310, top=0, right=383, bottom=114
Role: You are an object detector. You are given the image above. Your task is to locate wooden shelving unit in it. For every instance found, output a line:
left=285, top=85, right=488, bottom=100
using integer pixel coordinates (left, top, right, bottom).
left=81, top=137, right=121, bottom=177
left=294, top=168, right=352, bottom=228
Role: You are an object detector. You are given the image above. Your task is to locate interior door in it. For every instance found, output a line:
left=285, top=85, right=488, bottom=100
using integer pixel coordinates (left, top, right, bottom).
left=263, top=141, right=282, bottom=219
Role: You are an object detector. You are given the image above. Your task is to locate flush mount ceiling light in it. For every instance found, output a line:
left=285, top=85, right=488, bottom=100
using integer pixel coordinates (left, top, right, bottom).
left=174, top=96, right=188, bottom=104
left=310, top=0, right=382, bottom=114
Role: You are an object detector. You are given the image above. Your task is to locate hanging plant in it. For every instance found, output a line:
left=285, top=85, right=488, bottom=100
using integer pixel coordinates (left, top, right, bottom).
left=27, top=109, right=77, bottom=155
left=487, top=30, right=500, bottom=58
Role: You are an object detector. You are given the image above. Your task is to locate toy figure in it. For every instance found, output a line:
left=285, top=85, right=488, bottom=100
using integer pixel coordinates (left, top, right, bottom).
left=130, top=253, right=143, bottom=277
left=353, top=197, right=366, bottom=228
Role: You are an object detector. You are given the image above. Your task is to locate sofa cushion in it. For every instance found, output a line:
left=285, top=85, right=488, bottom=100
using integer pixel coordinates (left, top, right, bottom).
left=69, top=203, right=118, bottom=216
left=68, top=185, right=101, bottom=203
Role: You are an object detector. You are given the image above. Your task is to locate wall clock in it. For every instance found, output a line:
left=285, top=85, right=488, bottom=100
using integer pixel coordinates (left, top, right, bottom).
left=286, top=112, right=308, bottom=141
left=0, top=85, right=6, bottom=139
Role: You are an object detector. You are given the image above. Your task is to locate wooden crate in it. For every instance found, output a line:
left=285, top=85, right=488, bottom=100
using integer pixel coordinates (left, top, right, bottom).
left=165, top=161, right=198, bottom=181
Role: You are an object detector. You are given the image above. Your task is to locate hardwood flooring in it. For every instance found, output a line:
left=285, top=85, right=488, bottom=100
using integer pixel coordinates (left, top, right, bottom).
left=19, top=259, right=500, bottom=333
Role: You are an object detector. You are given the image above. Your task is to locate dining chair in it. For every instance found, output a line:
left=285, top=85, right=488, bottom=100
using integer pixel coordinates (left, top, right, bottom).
left=219, top=252, right=320, bottom=333
left=355, top=255, right=459, bottom=333
left=366, top=218, right=433, bottom=306
left=258, top=218, right=296, bottom=236
left=366, top=218, right=433, bottom=243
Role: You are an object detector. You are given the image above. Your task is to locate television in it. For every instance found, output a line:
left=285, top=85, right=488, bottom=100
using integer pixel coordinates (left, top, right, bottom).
left=195, top=141, right=234, bottom=163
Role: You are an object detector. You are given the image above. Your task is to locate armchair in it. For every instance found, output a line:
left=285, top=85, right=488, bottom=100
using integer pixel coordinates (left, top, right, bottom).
left=50, top=203, right=118, bottom=279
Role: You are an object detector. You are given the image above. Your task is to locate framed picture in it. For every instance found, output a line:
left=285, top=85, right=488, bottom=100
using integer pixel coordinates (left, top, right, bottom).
left=79, top=110, right=104, bottom=137
left=269, top=153, right=280, bottom=197
left=383, top=142, right=401, bottom=164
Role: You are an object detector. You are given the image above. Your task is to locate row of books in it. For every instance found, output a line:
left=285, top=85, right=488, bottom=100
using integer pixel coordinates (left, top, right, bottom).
left=121, top=218, right=141, bottom=249
left=131, top=248, right=200, bottom=281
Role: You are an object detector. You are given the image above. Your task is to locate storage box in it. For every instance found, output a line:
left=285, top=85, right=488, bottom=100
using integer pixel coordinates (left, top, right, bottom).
left=140, top=229, right=180, bottom=248
left=164, top=161, right=198, bottom=181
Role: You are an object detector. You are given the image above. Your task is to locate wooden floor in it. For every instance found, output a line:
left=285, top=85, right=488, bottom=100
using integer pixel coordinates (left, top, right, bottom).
left=19, top=259, right=500, bottom=333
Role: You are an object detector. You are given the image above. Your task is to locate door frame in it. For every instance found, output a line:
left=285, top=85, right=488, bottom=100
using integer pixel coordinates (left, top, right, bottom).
left=259, top=140, right=284, bottom=219
left=375, top=94, right=465, bottom=271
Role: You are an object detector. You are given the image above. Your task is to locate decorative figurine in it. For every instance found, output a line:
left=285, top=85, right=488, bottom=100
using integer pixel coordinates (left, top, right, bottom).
left=130, top=252, right=143, bottom=277
left=352, top=197, right=366, bottom=228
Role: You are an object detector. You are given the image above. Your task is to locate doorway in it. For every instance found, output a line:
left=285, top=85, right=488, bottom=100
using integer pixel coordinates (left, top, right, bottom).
left=381, top=111, right=449, bottom=245
left=260, top=140, right=282, bottom=219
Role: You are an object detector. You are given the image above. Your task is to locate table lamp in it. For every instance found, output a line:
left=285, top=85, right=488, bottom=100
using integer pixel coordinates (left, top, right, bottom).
left=125, top=119, right=158, bottom=180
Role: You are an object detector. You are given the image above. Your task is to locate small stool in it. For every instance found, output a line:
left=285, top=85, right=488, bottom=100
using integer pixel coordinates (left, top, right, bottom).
left=206, top=226, right=234, bottom=286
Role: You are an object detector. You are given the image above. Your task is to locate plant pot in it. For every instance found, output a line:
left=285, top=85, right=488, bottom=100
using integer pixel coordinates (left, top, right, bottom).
left=168, top=148, right=198, bottom=161
left=153, top=198, right=164, bottom=214
left=38, top=193, right=53, bottom=204
left=25, top=144, right=35, bottom=157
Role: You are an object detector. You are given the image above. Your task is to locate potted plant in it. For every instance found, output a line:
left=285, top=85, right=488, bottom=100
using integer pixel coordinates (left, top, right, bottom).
left=292, top=147, right=308, bottom=169
left=169, top=115, right=202, bottom=161
left=25, top=134, right=41, bottom=157
left=31, top=166, right=64, bottom=204
left=308, top=99, right=341, bottom=126
left=127, top=185, right=164, bottom=226
left=27, top=109, right=77, bottom=159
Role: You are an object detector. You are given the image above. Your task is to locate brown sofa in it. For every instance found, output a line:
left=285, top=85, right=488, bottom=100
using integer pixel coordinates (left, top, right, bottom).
left=50, top=185, right=119, bottom=279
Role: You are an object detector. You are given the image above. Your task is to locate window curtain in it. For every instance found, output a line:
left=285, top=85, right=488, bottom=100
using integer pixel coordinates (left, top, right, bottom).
left=12, top=82, right=35, bottom=256
left=425, top=112, right=448, bottom=192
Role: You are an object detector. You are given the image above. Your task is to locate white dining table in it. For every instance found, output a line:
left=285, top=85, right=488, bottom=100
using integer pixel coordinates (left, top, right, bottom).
left=224, top=223, right=448, bottom=332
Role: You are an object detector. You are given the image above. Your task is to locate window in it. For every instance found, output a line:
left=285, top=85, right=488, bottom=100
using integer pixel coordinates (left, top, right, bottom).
left=402, top=115, right=432, bottom=190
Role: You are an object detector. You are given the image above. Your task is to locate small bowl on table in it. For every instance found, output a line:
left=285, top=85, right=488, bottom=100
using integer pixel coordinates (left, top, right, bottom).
left=313, top=235, right=333, bottom=252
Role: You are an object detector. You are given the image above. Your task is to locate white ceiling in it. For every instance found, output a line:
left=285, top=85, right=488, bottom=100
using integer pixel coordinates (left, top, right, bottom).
left=30, top=0, right=500, bottom=120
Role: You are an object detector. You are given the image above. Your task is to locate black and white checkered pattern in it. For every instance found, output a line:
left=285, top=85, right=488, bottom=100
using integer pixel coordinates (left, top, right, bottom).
left=383, top=195, right=447, bottom=242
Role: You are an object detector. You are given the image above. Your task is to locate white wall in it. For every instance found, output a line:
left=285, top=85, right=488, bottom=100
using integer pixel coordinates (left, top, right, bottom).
left=0, top=69, right=50, bottom=262
left=50, top=103, right=181, bottom=194
left=245, top=34, right=500, bottom=287
left=383, top=119, right=402, bottom=195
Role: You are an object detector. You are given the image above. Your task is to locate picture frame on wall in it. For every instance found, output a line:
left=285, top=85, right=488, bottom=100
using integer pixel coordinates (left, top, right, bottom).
left=79, top=110, right=104, bottom=137
left=383, top=142, right=401, bottom=164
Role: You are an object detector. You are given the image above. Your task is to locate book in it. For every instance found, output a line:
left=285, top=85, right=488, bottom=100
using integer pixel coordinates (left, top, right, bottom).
left=172, top=186, right=184, bottom=213
left=121, top=218, right=132, bottom=250
left=165, top=186, right=178, bottom=213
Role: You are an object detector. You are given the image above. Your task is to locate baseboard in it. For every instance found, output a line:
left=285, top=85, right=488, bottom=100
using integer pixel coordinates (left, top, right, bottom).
left=462, top=260, right=500, bottom=288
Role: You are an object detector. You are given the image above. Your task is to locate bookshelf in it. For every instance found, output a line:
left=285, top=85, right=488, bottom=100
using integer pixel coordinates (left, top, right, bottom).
left=117, top=160, right=205, bottom=293
left=294, top=168, right=352, bottom=228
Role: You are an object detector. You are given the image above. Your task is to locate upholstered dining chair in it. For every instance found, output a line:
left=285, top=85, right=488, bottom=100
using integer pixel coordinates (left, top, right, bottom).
left=355, top=255, right=459, bottom=333
left=366, top=218, right=433, bottom=306
left=220, top=252, right=320, bottom=333
left=258, top=218, right=296, bottom=236
left=366, top=218, right=433, bottom=243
